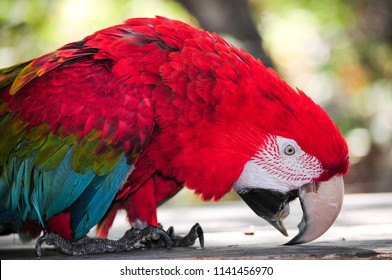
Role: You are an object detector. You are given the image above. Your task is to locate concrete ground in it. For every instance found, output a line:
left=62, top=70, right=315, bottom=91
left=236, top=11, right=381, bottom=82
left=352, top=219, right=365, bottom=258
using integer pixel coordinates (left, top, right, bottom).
left=0, top=192, right=391, bottom=260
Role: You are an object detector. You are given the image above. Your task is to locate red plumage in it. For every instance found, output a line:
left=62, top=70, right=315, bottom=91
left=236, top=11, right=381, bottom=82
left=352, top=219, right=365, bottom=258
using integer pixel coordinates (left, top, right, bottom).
left=0, top=16, right=348, bottom=240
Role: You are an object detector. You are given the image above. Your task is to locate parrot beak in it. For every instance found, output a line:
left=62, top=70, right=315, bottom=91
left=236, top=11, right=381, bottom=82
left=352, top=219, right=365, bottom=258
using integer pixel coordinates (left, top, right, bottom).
left=236, top=187, right=298, bottom=237
left=236, top=175, right=344, bottom=244
left=285, top=175, right=344, bottom=245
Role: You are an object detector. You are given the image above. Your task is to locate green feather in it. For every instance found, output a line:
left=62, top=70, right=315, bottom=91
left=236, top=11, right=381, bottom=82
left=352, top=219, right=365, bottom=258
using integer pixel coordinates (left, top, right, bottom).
left=93, top=145, right=123, bottom=176
left=0, top=61, right=30, bottom=90
left=72, top=131, right=101, bottom=174
left=33, top=134, right=77, bottom=172
left=16, top=124, right=49, bottom=160
left=0, top=114, right=27, bottom=166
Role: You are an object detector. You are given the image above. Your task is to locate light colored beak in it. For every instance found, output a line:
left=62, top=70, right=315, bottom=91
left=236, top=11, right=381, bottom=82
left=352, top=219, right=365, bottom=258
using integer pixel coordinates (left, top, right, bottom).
left=285, top=175, right=344, bottom=245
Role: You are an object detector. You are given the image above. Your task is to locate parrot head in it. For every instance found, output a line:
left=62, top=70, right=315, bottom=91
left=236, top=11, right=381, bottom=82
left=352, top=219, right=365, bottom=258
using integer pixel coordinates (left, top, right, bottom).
left=233, top=134, right=347, bottom=244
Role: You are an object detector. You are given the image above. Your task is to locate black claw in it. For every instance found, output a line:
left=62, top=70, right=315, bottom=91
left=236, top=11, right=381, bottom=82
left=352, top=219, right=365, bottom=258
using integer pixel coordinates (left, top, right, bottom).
left=193, top=223, right=204, bottom=248
left=35, top=234, right=47, bottom=258
left=157, top=227, right=172, bottom=248
left=187, top=223, right=204, bottom=248
left=164, top=223, right=204, bottom=248
left=167, top=226, right=175, bottom=237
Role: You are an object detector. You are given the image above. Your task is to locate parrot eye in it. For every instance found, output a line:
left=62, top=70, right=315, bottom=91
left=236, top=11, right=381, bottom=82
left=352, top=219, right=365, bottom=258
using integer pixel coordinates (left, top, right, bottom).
left=284, top=144, right=296, bottom=155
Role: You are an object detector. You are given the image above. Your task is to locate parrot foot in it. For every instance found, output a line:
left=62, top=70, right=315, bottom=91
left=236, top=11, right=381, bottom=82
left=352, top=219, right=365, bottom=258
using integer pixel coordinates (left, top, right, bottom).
left=165, top=223, right=204, bottom=248
left=35, top=226, right=171, bottom=257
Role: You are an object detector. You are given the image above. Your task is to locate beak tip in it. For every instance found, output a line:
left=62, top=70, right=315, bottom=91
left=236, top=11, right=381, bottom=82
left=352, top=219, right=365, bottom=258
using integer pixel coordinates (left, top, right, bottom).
left=270, top=220, right=289, bottom=237
left=283, top=236, right=302, bottom=246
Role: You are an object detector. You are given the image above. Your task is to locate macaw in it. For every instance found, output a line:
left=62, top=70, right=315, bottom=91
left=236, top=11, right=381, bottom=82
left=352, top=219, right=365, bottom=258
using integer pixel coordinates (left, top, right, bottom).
left=0, top=16, right=349, bottom=255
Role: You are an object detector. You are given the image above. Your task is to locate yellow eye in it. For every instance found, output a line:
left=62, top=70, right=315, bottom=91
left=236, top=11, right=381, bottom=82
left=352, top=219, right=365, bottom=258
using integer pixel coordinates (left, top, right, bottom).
left=284, top=144, right=296, bottom=155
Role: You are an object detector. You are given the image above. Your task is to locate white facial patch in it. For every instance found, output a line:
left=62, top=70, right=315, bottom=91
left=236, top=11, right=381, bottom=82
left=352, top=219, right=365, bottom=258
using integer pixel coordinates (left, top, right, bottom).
left=233, top=160, right=290, bottom=193
left=234, top=135, right=323, bottom=192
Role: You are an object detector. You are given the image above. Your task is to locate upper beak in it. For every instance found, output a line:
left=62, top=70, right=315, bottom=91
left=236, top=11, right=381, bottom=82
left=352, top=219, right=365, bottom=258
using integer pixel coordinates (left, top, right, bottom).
left=285, top=175, right=344, bottom=245
left=236, top=175, right=344, bottom=245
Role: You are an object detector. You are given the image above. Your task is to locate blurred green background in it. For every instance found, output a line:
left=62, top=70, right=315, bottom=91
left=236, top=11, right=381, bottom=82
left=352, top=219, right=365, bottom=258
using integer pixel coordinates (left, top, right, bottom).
left=1, top=0, right=391, bottom=199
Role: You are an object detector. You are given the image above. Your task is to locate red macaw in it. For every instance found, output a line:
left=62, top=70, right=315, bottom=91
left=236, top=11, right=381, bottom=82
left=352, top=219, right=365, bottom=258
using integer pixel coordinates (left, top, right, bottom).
left=0, top=16, right=349, bottom=255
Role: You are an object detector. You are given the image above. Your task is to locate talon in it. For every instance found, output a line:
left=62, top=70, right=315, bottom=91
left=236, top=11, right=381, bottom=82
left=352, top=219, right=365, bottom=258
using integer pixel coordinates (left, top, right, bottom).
left=167, top=226, right=175, bottom=237
left=157, top=227, right=172, bottom=248
left=162, top=223, right=204, bottom=248
left=35, top=234, right=47, bottom=258
left=193, top=223, right=204, bottom=248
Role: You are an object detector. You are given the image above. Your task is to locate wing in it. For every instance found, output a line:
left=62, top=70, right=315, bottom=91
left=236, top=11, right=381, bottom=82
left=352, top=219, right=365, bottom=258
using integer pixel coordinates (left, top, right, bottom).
left=0, top=38, right=155, bottom=239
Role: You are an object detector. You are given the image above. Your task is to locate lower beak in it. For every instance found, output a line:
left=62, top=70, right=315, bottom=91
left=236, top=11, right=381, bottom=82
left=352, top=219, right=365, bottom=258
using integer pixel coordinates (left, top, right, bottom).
left=236, top=187, right=298, bottom=237
left=236, top=175, right=344, bottom=245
